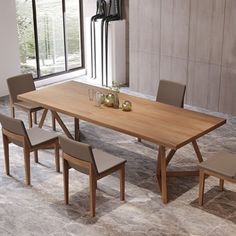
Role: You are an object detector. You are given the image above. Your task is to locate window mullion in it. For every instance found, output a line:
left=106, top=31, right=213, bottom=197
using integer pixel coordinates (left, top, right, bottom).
left=32, top=0, right=40, bottom=78
left=62, top=0, right=68, bottom=71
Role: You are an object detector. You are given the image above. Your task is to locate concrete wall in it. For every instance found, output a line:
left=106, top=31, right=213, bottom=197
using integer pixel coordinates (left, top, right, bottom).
left=0, top=0, right=20, bottom=96
left=129, top=0, right=236, bottom=115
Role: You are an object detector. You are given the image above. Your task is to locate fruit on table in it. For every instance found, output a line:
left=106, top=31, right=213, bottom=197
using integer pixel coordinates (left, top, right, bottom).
left=104, top=93, right=115, bottom=107
left=122, top=100, right=132, bottom=111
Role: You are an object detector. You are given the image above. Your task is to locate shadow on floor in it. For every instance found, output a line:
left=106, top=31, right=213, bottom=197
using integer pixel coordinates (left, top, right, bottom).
left=51, top=186, right=128, bottom=223
left=81, top=136, right=201, bottom=203
left=190, top=186, right=236, bottom=224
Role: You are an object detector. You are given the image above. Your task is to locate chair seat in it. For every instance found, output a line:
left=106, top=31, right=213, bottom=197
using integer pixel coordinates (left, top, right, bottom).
left=27, top=127, right=58, bottom=147
left=93, top=149, right=126, bottom=175
left=199, top=152, right=236, bottom=179
left=14, top=101, right=43, bottom=112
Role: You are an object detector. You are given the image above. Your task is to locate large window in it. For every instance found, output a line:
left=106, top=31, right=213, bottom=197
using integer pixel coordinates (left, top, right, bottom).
left=16, top=0, right=83, bottom=79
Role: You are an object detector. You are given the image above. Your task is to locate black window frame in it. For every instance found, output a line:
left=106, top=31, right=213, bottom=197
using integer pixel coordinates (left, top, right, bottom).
left=21, top=0, right=85, bottom=80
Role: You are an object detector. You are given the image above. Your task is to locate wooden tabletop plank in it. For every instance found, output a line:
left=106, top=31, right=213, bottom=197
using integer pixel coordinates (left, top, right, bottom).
left=18, top=81, right=226, bottom=149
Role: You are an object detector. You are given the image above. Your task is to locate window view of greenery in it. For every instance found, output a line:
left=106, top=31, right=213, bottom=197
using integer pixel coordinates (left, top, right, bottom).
left=36, top=0, right=65, bottom=76
left=66, top=0, right=82, bottom=70
left=16, top=0, right=82, bottom=78
left=16, top=0, right=37, bottom=77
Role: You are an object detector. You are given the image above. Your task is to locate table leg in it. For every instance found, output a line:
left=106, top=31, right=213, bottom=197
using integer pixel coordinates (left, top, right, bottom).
left=157, top=149, right=175, bottom=177
left=156, top=150, right=162, bottom=188
left=157, top=148, right=176, bottom=184
left=74, top=118, right=80, bottom=141
left=166, top=149, right=176, bottom=165
left=192, top=140, right=203, bottom=163
left=160, top=145, right=167, bottom=204
left=51, top=111, right=74, bottom=140
left=39, top=109, right=48, bottom=128
left=51, top=111, right=56, bottom=131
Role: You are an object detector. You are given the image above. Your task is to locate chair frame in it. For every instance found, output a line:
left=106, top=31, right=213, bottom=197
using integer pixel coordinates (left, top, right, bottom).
left=2, top=128, right=60, bottom=186
left=11, top=102, right=56, bottom=130
left=11, top=103, right=38, bottom=127
left=62, top=152, right=125, bottom=217
left=199, top=168, right=236, bottom=206
left=7, top=74, right=56, bottom=129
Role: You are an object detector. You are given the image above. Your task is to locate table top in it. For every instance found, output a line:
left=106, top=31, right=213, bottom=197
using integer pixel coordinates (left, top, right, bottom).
left=18, top=81, right=226, bottom=150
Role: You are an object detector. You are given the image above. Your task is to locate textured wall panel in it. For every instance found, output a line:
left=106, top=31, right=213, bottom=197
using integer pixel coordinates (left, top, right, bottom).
left=161, top=0, right=190, bottom=59
left=189, top=0, right=225, bottom=64
left=187, top=61, right=221, bottom=111
left=129, top=0, right=161, bottom=96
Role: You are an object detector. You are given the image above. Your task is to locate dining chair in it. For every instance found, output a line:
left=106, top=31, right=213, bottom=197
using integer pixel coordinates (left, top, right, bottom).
left=138, top=80, right=186, bottom=142
left=156, top=80, right=186, bottom=108
left=59, top=136, right=126, bottom=217
left=7, top=74, right=56, bottom=129
left=198, top=152, right=236, bottom=206
left=0, top=113, right=60, bottom=186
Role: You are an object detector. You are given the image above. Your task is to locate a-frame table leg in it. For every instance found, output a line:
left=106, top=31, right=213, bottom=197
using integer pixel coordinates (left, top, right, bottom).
left=38, top=109, right=48, bottom=128
left=192, top=140, right=203, bottom=163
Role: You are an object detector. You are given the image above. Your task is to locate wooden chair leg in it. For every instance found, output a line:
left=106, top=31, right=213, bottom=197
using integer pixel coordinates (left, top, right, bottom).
left=23, top=146, right=31, bottom=185
left=51, top=112, right=56, bottom=131
left=63, top=159, right=69, bottom=204
left=219, top=179, right=224, bottom=191
left=34, top=150, right=38, bottom=163
left=89, top=168, right=96, bottom=217
left=3, top=134, right=10, bottom=175
left=54, top=142, right=60, bottom=172
left=199, top=169, right=205, bottom=206
left=11, top=106, right=15, bottom=118
left=28, top=112, right=33, bottom=128
left=34, top=111, right=37, bottom=124
left=120, top=164, right=125, bottom=201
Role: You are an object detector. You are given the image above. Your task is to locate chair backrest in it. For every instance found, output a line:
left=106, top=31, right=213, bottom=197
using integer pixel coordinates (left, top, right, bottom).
left=0, top=113, right=30, bottom=145
left=59, top=136, right=98, bottom=175
left=7, top=74, right=35, bottom=104
left=156, top=80, right=186, bottom=108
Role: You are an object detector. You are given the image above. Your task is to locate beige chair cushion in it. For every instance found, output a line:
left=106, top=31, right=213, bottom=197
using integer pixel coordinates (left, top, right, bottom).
left=59, top=136, right=126, bottom=176
left=93, top=149, right=126, bottom=175
left=69, top=149, right=126, bottom=176
left=14, top=101, right=42, bottom=112
left=27, top=127, right=58, bottom=147
left=199, top=152, right=236, bottom=179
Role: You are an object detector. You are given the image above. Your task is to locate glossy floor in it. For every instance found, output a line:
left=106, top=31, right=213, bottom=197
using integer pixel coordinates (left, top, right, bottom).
left=0, top=89, right=235, bottom=236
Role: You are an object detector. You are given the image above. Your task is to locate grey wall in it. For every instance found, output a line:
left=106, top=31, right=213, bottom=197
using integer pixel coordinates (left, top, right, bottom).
left=129, top=0, right=236, bottom=115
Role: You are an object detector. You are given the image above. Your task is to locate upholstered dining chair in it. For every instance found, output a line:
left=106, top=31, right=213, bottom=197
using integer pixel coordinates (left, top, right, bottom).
left=0, top=113, right=60, bottom=186
left=156, top=80, right=186, bottom=108
left=138, top=80, right=186, bottom=142
left=59, top=136, right=126, bottom=217
left=198, top=152, right=236, bottom=206
left=7, top=74, right=56, bottom=129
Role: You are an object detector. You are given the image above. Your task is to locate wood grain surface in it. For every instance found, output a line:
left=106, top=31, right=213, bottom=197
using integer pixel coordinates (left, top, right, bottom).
left=18, top=81, right=226, bottom=150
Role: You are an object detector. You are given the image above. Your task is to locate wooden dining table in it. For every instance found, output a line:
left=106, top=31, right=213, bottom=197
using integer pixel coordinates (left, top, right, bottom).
left=18, top=81, right=226, bottom=203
